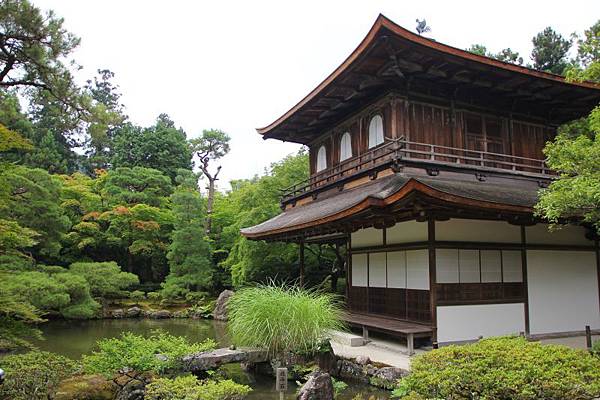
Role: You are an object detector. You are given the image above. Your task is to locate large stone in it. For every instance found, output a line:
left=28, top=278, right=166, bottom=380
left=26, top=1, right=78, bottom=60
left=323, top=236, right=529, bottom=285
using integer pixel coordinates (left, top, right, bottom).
left=297, top=370, right=334, bottom=400
left=114, top=375, right=148, bottom=400
left=336, top=359, right=368, bottom=383
left=182, top=347, right=268, bottom=373
left=355, top=355, right=370, bottom=365
left=149, top=310, right=171, bottom=319
left=369, top=366, right=409, bottom=389
left=126, top=306, right=142, bottom=318
left=213, top=289, right=234, bottom=321
left=111, top=309, right=124, bottom=319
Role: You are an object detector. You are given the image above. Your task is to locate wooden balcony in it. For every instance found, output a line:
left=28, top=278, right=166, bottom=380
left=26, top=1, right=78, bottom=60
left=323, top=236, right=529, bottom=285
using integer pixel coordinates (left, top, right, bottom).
left=281, top=137, right=554, bottom=205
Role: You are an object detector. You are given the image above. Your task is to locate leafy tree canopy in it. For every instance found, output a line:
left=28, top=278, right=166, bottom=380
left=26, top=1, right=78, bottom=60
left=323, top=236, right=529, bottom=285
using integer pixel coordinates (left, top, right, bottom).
left=536, top=20, right=600, bottom=232
left=0, top=0, right=84, bottom=112
left=161, top=176, right=212, bottom=298
left=100, top=166, right=173, bottom=207
left=531, top=26, right=572, bottom=74
left=111, top=114, right=191, bottom=181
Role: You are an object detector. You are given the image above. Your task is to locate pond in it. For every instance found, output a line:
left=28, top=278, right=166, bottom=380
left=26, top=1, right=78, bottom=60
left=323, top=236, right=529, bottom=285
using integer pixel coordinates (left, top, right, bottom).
left=31, top=319, right=391, bottom=400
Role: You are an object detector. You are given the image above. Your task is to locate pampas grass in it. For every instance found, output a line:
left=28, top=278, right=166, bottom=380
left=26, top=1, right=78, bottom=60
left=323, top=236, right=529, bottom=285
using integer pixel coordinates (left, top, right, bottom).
left=227, top=283, right=344, bottom=358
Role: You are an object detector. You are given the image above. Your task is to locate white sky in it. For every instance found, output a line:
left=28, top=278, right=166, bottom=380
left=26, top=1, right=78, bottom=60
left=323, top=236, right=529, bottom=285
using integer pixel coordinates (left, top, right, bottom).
left=34, top=0, right=599, bottom=191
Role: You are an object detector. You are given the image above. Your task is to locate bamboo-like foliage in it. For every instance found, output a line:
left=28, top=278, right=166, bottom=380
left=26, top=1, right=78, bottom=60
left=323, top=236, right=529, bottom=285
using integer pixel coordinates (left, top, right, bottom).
left=227, top=284, right=345, bottom=358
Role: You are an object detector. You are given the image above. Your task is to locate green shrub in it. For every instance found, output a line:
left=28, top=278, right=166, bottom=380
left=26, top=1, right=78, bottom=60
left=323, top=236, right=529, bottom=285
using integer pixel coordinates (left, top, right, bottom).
left=332, top=377, right=348, bottom=398
left=82, top=330, right=216, bottom=376
left=69, top=261, right=139, bottom=298
left=392, top=336, right=600, bottom=399
left=0, top=351, right=80, bottom=400
left=129, top=290, right=146, bottom=302
left=145, top=375, right=251, bottom=400
left=227, top=284, right=344, bottom=358
left=592, top=339, right=600, bottom=357
left=54, top=272, right=101, bottom=318
left=147, top=291, right=161, bottom=301
left=185, top=291, right=209, bottom=304
left=188, top=302, right=214, bottom=318
left=0, top=270, right=100, bottom=320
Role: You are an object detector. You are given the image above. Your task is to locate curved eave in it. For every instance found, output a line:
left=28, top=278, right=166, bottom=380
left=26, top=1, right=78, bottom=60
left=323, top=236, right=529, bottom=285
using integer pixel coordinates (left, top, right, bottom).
left=256, top=14, right=600, bottom=139
left=241, top=178, right=533, bottom=240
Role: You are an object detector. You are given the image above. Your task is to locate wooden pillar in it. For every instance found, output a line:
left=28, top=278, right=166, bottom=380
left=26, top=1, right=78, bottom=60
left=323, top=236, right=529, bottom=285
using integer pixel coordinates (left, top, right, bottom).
left=521, top=225, right=531, bottom=336
left=346, top=234, right=351, bottom=300
left=428, top=217, right=437, bottom=343
left=390, top=96, right=398, bottom=139
left=299, top=241, right=305, bottom=287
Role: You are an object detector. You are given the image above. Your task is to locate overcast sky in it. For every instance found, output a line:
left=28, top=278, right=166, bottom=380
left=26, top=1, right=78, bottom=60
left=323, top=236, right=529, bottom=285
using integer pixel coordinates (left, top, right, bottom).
left=34, top=0, right=598, bottom=191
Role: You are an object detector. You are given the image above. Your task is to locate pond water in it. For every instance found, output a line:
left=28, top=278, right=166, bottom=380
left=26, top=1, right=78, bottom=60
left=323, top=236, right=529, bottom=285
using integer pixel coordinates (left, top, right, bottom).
left=31, top=319, right=390, bottom=400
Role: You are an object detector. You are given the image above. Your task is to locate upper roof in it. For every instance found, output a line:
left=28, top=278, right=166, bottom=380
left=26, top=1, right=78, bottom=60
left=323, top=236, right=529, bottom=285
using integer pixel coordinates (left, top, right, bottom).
left=258, top=15, right=600, bottom=144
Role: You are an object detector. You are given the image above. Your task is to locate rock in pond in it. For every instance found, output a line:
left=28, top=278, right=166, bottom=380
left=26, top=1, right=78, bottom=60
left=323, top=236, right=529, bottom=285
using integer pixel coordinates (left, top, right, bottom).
left=213, top=289, right=234, bottom=321
left=111, top=309, right=124, bottom=319
left=297, top=370, right=334, bottom=400
left=370, top=366, right=409, bottom=389
left=149, top=310, right=171, bottom=319
left=335, top=358, right=409, bottom=389
left=126, top=306, right=142, bottom=318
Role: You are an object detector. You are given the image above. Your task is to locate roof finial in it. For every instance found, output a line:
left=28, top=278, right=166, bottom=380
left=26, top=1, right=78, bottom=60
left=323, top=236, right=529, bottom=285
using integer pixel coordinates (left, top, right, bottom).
left=416, top=19, right=431, bottom=36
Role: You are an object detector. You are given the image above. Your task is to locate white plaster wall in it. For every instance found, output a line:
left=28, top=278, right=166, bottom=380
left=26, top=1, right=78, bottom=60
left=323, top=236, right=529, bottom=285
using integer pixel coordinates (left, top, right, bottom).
left=351, top=227, right=384, bottom=248
left=437, top=303, right=526, bottom=343
left=436, top=249, right=459, bottom=283
left=481, top=250, right=502, bottom=282
left=369, top=252, right=387, bottom=288
left=436, top=219, right=520, bottom=243
left=351, top=253, right=367, bottom=287
left=459, top=249, right=480, bottom=283
left=406, top=249, right=429, bottom=290
left=387, top=251, right=406, bottom=288
left=527, top=250, right=600, bottom=334
left=502, top=251, right=523, bottom=282
left=525, top=224, right=593, bottom=246
left=386, top=220, right=428, bottom=244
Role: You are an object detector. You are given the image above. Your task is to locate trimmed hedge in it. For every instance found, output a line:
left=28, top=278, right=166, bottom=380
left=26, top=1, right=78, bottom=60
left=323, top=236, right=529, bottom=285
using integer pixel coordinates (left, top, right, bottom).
left=393, top=336, right=600, bottom=400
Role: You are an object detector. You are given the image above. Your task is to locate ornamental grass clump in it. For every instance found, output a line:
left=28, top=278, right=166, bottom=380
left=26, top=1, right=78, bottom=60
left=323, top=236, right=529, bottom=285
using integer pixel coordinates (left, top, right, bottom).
left=227, top=284, right=344, bottom=358
left=392, top=336, right=600, bottom=400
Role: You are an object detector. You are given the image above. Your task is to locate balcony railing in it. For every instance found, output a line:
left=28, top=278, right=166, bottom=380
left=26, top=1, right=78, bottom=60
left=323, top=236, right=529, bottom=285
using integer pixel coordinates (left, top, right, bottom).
left=281, top=137, right=553, bottom=204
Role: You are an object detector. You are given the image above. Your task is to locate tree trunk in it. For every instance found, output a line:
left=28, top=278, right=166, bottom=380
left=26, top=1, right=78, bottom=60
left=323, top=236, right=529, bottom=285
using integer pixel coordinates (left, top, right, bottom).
left=205, top=177, right=215, bottom=234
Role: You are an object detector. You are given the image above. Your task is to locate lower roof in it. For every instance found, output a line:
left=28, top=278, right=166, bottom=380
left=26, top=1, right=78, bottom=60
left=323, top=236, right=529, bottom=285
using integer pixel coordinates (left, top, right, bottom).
left=241, top=172, right=539, bottom=240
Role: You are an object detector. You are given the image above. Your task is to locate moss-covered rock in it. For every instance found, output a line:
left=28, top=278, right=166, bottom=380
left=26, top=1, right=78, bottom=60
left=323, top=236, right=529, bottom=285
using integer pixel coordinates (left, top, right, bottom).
left=54, top=374, right=115, bottom=400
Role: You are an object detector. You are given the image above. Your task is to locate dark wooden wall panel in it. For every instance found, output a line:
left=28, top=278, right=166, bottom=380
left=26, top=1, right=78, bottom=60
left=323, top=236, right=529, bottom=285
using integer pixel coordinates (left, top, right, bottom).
left=308, top=96, right=555, bottom=177
left=436, top=282, right=525, bottom=305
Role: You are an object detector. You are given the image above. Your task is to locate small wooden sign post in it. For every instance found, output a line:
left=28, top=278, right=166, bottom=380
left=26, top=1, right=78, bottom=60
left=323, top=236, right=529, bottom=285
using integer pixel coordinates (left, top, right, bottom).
left=276, top=367, right=288, bottom=399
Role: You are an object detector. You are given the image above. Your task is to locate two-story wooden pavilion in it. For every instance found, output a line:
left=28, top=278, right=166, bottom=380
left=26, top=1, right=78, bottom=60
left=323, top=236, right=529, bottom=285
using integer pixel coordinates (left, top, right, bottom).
left=241, top=15, right=600, bottom=350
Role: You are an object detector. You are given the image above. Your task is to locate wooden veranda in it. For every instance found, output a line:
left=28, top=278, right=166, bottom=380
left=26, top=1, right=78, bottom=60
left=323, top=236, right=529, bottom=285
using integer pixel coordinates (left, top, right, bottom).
left=343, top=311, right=433, bottom=355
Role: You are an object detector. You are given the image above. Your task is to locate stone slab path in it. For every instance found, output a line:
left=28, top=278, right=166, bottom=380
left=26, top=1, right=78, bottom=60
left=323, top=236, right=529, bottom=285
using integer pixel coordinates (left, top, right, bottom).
left=182, top=348, right=268, bottom=372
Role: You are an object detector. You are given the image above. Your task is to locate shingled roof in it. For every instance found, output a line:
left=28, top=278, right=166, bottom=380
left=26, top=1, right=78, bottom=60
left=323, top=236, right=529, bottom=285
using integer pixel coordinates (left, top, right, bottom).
left=241, top=173, right=539, bottom=240
left=257, top=15, right=600, bottom=144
